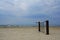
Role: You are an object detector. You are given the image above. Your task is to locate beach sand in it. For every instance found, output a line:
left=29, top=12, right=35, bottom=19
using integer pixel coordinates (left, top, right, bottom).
left=0, top=27, right=60, bottom=40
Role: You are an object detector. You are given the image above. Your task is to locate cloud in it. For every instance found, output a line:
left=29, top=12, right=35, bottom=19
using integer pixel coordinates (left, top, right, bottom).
left=0, top=0, right=60, bottom=15
left=28, top=0, right=60, bottom=15
left=0, top=0, right=60, bottom=25
left=20, top=2, right=28, bottom=11
left=0, top=0, right=60, bottom=16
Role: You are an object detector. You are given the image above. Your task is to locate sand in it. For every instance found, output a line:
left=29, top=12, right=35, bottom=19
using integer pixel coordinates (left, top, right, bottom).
left=0, top=27, right=60, bottom=40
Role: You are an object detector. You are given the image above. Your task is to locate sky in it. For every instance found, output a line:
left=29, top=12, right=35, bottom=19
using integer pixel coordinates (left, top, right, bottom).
left=0, top=0, right=60, bottom=26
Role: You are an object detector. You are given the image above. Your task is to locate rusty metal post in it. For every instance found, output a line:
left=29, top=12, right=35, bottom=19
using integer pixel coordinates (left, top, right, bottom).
left=46, top=20, right=49, bottom=35
left=38, top=21, right=40, bottom=32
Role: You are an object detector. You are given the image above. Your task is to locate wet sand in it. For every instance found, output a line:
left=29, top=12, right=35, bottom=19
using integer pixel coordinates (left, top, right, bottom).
left=0, top=27, right=60, bottom=40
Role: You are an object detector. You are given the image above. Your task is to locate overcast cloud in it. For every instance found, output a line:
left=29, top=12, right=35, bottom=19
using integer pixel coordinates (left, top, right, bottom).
left=0, top=0, right=60, bottom=26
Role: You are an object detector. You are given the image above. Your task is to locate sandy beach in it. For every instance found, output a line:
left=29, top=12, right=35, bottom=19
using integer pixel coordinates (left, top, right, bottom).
left=0, top=27, right=60, bottom=40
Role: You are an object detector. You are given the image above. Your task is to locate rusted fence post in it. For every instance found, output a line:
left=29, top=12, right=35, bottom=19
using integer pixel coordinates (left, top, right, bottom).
left=38, top=21, right=40, bottom=32
left=46, top=20, right=49, bottom=35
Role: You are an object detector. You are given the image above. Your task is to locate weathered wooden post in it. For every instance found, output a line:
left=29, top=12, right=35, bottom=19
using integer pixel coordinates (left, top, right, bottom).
left=46, top=20, right=49, bottom=35
left=38, top=21, right=40, bottom=32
